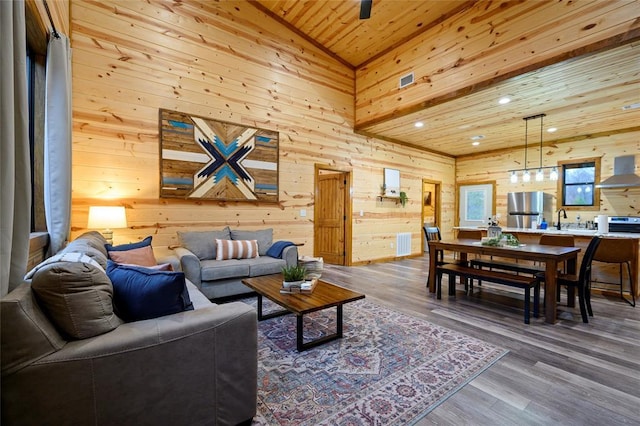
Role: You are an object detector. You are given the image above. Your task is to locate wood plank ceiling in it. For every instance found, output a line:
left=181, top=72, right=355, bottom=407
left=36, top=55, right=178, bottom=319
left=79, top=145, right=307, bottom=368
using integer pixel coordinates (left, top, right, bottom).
left=252, top=0, right=640, bottom=158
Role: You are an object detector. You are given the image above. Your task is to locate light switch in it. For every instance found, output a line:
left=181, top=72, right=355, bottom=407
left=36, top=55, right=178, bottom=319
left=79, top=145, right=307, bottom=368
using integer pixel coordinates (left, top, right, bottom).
left=300, top=209, right=307, bottom=217
left=360, top=210, right=364, bottom=217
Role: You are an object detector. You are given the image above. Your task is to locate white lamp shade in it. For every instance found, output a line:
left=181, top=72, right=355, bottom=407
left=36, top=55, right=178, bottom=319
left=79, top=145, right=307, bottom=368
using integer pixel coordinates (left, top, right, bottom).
left=88, top=206, right=127, bottom=230
left=522, top=170, right=531, bottom=182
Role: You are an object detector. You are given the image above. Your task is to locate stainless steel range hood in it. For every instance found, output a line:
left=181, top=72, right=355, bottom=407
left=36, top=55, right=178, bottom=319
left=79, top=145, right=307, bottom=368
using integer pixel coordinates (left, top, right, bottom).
left=596, top=155, right=640, bottom=189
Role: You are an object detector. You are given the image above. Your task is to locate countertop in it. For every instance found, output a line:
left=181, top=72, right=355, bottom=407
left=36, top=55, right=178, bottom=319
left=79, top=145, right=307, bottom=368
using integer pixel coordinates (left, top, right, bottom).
left=454, top=226, right=640, bottom=239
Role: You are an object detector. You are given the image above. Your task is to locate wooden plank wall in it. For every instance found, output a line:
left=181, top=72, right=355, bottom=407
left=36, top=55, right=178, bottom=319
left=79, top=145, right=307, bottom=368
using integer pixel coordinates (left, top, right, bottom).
left=355, top=0, right=640, bottom=127
left=456, top=133, right=640, bottom=224
left=70, top=0, right=455, bottom=264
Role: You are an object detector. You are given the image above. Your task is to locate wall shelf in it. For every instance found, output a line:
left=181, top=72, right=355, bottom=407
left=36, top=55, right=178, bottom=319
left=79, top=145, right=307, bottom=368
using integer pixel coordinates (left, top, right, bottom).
left=377, top=195, right=401, bottom=205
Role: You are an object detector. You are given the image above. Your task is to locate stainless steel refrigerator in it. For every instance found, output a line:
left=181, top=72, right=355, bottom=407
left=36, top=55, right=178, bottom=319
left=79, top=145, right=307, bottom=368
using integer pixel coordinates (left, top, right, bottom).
left=507, top=192, right=553, bottom=228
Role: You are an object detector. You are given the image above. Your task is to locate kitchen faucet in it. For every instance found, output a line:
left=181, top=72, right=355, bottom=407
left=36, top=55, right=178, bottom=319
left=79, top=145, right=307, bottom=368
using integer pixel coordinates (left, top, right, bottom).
left=557, top=209, right=567, bottom=230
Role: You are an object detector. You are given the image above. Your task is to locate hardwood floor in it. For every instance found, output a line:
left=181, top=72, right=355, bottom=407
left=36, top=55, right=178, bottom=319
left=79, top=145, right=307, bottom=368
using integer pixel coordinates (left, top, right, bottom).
left=320, top=256, right=640, bottom=425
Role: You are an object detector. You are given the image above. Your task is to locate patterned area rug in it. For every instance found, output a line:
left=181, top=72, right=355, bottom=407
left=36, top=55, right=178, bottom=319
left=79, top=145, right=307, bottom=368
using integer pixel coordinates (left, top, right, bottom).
left=244, top=298, right=508, bottom=425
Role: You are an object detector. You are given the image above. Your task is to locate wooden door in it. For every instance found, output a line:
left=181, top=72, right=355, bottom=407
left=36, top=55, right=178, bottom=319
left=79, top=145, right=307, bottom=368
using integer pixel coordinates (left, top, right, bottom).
left=315, top=171, right=347, bottom=265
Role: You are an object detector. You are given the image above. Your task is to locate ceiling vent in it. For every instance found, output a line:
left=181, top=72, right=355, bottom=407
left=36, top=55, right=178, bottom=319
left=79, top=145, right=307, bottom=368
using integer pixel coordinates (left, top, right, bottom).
left=399, top=72, right=414, bottom=89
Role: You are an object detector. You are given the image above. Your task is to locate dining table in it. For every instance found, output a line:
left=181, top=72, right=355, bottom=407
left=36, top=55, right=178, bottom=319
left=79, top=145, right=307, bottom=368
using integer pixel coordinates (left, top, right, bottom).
left=427, top=238, right=581, bottom=324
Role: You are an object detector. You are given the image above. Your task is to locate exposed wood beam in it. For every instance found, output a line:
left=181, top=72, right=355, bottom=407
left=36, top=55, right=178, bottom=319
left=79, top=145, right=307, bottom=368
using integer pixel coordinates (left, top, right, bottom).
left=354, top=129, right=455, bottom=158
left=456, top=126, right=640, bottom=160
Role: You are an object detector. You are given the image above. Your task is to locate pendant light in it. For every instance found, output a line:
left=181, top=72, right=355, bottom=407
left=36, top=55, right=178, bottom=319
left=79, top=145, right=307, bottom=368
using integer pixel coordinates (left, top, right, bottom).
left=508, top=113, right=557, bottom=183
left=535, top=114, right=544, bottom=181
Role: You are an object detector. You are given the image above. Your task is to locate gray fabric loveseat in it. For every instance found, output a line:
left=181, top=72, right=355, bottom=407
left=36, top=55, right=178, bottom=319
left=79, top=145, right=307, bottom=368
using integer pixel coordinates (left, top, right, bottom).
left=174, top=227, right=298, bottom=299
left=1, top=232, right=257, bottom=425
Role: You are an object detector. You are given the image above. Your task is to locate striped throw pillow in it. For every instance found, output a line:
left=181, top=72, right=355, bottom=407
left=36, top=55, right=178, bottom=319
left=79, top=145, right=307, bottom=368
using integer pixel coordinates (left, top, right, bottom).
left=215, top=239, right=259, bottom=260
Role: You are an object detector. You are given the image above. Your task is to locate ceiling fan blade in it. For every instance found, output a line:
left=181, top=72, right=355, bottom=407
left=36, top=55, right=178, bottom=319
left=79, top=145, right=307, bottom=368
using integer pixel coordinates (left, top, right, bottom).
left=360, top=0, right=372, bottom=19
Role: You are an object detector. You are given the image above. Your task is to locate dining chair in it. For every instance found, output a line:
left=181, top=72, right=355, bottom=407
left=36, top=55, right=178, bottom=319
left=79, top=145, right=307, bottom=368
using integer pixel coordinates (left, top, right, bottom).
left=424, top=226, right=445, bottom=288
left=423, top=226, right=442, bottom=244
left=538, top=235, right=602, bottom=323
left=591, top=237, right=636, bottom=307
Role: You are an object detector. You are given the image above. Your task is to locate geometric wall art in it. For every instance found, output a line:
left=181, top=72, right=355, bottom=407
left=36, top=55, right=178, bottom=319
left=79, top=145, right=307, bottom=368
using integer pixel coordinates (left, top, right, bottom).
left=159, top=109, right=279, bottom=202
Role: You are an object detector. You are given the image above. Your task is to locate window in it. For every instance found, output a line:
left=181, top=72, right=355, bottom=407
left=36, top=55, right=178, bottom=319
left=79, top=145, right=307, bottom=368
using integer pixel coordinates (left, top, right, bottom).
left=557, top=157, right=601, bottom=210
left=26, top=7, right=47, bottom=233
left=466, top=190, right=487, bottom=221
left=27, top=48, right=36, bottom=230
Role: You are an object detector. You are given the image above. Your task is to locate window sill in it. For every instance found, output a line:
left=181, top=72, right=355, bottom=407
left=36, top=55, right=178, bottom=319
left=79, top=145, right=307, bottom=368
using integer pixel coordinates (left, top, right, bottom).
left=29, top=232, right=49, bottom=251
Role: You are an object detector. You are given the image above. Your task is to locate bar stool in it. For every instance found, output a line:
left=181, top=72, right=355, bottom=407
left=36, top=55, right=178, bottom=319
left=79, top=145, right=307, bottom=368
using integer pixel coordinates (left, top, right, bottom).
left=456, top=229, right=483, bottom=240
left=539, top=234, right=575, bottom=303
left=591, top=237, right=636, bottom=307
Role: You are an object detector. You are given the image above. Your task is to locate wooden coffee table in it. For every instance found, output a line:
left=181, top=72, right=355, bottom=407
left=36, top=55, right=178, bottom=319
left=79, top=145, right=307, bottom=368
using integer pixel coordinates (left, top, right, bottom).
left=242, top=274, right=365, bottom=351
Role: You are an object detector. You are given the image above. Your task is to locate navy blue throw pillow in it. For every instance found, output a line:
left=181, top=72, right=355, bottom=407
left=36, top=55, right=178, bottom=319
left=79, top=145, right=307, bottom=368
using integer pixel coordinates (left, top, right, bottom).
left=106, top=261, right=194, bottom=322
left=105, top=236, right=152, bottom=252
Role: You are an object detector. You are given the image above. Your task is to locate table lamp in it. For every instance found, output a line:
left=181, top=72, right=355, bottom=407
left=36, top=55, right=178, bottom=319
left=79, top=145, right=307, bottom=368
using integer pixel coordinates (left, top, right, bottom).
left=87, top=206, right=127, bottom=245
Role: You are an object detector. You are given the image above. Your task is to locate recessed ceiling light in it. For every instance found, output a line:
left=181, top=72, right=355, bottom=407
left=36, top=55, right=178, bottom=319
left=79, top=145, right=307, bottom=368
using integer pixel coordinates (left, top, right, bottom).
left=470, top=135, right=485, bottom=140
left=414, top=121, right=424, bottom=128
left=547, top=127, right=557, bottom=133
left=498, top=96, right=511, bottom=105
left=472, top=141, right=480, bottom=146
left=622, top=102, right=640, bottom=110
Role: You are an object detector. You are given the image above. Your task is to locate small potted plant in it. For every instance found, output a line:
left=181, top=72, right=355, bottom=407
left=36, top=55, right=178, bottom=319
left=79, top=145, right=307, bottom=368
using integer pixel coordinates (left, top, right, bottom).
left=281, top=265, right=307, bottom=288
left=399, top=191, right=408, bottom=207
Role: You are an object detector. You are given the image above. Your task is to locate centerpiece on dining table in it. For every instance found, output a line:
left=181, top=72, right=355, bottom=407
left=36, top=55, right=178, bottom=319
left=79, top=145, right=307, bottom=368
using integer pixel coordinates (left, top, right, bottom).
left=481, top=233, right=521, bottom=247
left=486, top=215, right=502, bottom=238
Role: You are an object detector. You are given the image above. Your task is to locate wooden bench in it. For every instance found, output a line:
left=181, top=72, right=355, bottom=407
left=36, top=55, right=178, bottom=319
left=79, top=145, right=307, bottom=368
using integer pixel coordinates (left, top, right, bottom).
left=469, top=259, right=543, bottom=275
left=436, top=263, right=540, bottom=324
left=470, top=259, right=566, bottom=306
